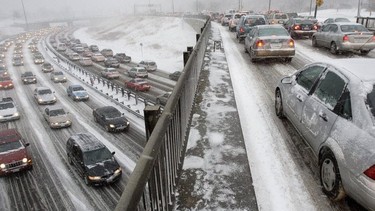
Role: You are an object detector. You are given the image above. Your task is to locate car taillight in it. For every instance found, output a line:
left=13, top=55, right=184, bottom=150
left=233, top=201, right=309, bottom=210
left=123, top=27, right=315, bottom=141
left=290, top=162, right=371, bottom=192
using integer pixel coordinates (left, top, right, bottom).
left=372, top=36, right=375, bottom=42
left=288, top=39, right=294, bottom=47
left=293, top=25, right=301, bottom=30
left=256, top=40, right=265, bottom=48
left=364, top=165, right=375, bottom=180
left=240, top=27, right=245, bottom=33
left=343, top=35, right=349, bottom=42
left=313, top=25, right=318, bottom=30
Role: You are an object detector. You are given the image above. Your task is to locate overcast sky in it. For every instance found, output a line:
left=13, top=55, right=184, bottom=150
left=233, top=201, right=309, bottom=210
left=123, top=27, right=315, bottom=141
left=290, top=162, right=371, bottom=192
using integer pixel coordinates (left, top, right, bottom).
left=0, top=0, right=360, bottom=22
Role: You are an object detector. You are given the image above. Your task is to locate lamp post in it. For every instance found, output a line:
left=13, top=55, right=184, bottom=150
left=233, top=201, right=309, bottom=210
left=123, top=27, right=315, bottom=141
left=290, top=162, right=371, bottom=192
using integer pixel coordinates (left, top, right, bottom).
left=140, top=43, right=143, bottom=59
left=309, top=0, right=313, bottom=15
left=268, top=0, right=271, bottom=11
left=20, top=0, right=29, bottom=31
left=357, top=0, right=361, bottom=17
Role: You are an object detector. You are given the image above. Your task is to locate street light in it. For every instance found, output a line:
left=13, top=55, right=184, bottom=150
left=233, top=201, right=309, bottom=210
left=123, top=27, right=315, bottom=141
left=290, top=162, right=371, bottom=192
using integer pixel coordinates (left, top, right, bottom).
left=357, top=0, right=362, bottom=17
left=140, top=43, right=143, bottom=59
left=268, top=0, right=271, bottom=11
left=20, top=0, right=29, bottom=31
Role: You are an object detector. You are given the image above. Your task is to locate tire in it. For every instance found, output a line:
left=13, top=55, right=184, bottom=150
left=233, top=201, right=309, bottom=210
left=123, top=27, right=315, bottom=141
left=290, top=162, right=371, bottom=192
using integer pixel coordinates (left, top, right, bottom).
left=319, top=149, right=346, bottom=201
left=67, top=155, right=73, bottom=165
left=84, top=174, right=90, bottom=186
left=275, top=89, right=285, bottom=119
left=360, top=50, right=370, bottom=55
left=330, top=42, right=338, bottom=54
left=105, top=125, right=111, bottom=132
left=312, top=37, right=318, bottom=47
left=284, top=58, right=292, bottom=63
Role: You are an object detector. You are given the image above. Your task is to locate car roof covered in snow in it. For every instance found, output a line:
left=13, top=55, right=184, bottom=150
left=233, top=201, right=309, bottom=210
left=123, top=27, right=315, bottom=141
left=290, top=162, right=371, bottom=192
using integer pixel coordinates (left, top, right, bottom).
left=69, top=133, right=105, bottom=152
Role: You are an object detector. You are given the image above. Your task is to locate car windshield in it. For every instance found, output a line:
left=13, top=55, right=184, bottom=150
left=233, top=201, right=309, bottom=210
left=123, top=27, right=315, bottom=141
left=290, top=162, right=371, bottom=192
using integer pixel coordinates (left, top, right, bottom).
left=138, top=68, right=147, bottom=73
left=245, top=17, right=266, bottom=26
left=83, top=148, right=113, bottom=165
left=0, top=76, right=11, bottom=81
left=259, top=28, right=289, bottom=36
left=49, top=109, right=66, bottom=116
left=0, top=139, right=23, bottom=153
left=72, top=86, right=84, bottom=91
left=275, top=14, right=287, bottom=19
left=23, top=72, right=33, bottom=76
left=295, top=19, right=314, bottom=24
left=38, top=89, right=52, bottom=95
left=0, top=102, right=14, bottom=110
left=54, top=72, right=63, bottom=75
left=336, top=18, right=350, bottom=22
left=340, top=25, right=368, bottom=32
left=108, top=69, right=117, bottom=73
left=234, top=14, right=242, bottom=19
left=43, top=63, right=51, bottom=68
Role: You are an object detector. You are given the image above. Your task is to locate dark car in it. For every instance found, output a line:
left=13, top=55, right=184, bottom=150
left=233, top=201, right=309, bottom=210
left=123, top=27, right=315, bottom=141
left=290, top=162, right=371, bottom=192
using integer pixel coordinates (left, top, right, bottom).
left=21, top=71, right=37, bottom=84
left=284, top=18, right=318, bottom=39
left=169, top=71, right=181, bottom=81
left=0, top=129, right=33, bottom=176
left=67, top=85, right=89, bottom=101
left=93, top=106, right=130, bottom=132
left=114, top=53, right=131, bottom=63
left=104, top=57, right=120, bottom=68
left=66, top=133, right=122, bottom=185
left=236, top=15, right=267, bottom=42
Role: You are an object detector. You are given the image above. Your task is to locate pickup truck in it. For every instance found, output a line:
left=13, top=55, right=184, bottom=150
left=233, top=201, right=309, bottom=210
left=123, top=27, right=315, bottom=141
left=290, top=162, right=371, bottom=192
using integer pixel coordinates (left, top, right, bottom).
left=21, top=71, right=37, bottom=84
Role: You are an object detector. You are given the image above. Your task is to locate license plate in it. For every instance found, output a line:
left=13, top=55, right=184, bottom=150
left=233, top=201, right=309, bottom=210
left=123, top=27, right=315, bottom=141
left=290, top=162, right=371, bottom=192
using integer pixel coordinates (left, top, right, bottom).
left=118, top=126, right=126, bottom=130
left=304, top=27, right=310, bottom=30
left=270, top=43, right=282, bottom=49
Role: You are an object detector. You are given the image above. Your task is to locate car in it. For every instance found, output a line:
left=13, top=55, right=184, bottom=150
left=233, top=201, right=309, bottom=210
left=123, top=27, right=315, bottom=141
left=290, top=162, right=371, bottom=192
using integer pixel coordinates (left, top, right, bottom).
left=0, top=65, right=8, bottom=77
left=236, top=14, right=267, bottom=42
left=33, top=55, right=44, bottom=64
left=79, top=57, right=93, bottom=66
left=0, top=129, right=33, bottom=176
left=100, top=49, right=114, bottom=57
left=50, top=71, right=67, bottom=83
left=311, top=23, right=375, bottom=55
left=323, top=17, right=351, bottom=25
left=41, top=62, right=54, bottom=72
left=274, top=58, right=375, bottom=211
left=104, top=57, right=120, bottom=68
left=34, top=87, right=57, bottom=105
left=128, top=66, right=148, bottom=78
left=0, top=97, right=20, bottom=122
left=267, top=12, right=289, bottom=25
left=284, top=18, right=318, bottom=39
left=114, top=53, right=131, bottom=63
left=139, top=60, right=157, bottom=72
left=244, top=25, right=295, bottom=62
left=169, top=71, right=181, bottom=81
left=21, top=71, right=37, bottom=84
left=221, top=13, right=232, bottom=26
left=228, top=12, right=247, bottom=32
left=91, top=53, right=105, bottom=62
left=12, top=57, right=23, bottom=66
left=0, top=52, right=4, bottom=58
left=93, top=106, right=130, bottom=132
left=101, top=68, right=120, bottom=79
left=0, top=75, right=13, bottom=89
left=66, top=132, right=122, bottom=185
left=43, top=106, right=72, bottom=129
left=89, top=45, right=99, bottom=52
left=67, top=84, right=89, bottom=101
left=68, top=53, right=80, bottom=61
left=82, top=50, right=93, bottom=58
left=156, top=91, right=171, bottom=105
left=125, top=78, right=151, bottom=91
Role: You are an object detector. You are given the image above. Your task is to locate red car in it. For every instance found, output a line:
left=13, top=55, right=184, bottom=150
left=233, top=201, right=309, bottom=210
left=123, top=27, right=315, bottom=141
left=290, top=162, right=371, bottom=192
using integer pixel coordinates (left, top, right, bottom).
left=0, top=129, right=33, bottom=176
left=125, top=78, right=151, bottom=91
left=0, top=76, right=13, bottom=89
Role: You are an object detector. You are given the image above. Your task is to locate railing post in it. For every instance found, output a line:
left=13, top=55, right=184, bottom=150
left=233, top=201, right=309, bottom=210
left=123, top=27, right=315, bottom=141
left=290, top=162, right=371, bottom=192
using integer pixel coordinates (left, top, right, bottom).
left=183, top=51, right=189, bottom=67
left=144, top=105, right=162, bottom=140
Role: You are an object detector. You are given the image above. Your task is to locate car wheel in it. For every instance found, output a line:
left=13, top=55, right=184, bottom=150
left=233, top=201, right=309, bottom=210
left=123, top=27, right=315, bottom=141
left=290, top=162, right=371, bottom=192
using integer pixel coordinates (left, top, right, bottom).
left=84, top=174, right=90, bottom=186
left=67, top=155, right=73, bottom=165
left=284, top=58, right=292, bottom=63
left=360, top=50, right=370, bottom=55
left=105, top=125, right=111, bottom=132
left=330, top=42, right=338, bottom=54
left=312, top=37, right=318, bottom=47
left=319, top=149, right=346, bottom=201
left=275, top=89, right=285, bottom=119
left=244, top=45, right=248, bottom=53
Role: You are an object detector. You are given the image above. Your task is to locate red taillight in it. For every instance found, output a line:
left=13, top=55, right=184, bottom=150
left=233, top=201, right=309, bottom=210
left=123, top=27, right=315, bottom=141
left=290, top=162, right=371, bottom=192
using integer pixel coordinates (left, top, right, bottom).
left=313, top=25, right=318, bottom=30
left=293, top=25, right=301, bottom=30
left=364, top=165, right=375, bottom=180
left=240, top=27, right=245, bottom=33
left=372, top=36, right=375, bottom=42
left=256, top=40, right=265, bottom=48
left=343, top=35, right=349, bottom=42
left=288, top=39, right=294, bottom=47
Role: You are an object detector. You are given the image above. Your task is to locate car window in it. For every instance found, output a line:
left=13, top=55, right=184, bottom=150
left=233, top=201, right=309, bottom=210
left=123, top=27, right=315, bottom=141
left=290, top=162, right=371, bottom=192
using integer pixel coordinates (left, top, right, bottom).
left=0, top=140, right=23, bottom=153
left=313, top=71, right=346, bottom=110
left=259, top=27, right=289, bottom=36
left=322, top=24, right=331, bottom=32
left=246, top=17, right=266, bottom=26
left=366, top=85, right=375, bottom=119
left=0, top=102, right=14, bottom=109
left=296, top=65, right=325, bottom=92
left=340, top=24, right=368, bottom=32
left=334, top=88, right=352, bottom=120
left=329, top=24, right=338, bottom=32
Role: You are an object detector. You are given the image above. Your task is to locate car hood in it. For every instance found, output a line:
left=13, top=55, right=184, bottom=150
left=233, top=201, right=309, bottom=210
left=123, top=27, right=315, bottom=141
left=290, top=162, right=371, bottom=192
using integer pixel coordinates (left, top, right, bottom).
left=48, top=115, right=70, bottom=123
left=72, top=91, right=88, bottom=97
left=0, top=147, right=27, bottom=164
left=0, top=107, right=17, bottom=116
left=86, top=159, right=119, bottom=176
left=106, top=117, right=128, bottom=125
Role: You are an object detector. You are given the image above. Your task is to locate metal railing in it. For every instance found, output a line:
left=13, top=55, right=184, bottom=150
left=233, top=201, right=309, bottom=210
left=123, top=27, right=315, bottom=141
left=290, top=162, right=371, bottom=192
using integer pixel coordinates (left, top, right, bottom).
left=356, top=16, right=375, bottom=32
left=115, top=15, right=211, bottom=211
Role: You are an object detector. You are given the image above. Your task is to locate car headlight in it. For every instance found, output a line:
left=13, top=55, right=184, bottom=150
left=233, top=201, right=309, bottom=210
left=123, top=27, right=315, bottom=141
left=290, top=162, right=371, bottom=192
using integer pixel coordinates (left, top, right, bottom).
left=14, top=112, right=19, bottom=116
left=109, top=124, right=115, bottom=128
left=66, top=120, right=71, bottom=124
left=0, top=115, right=3, bottom=119
left=0, top=163, right=5, bottom=169
left=126, top=122, right=130, bottom=125
left=38, top=98, right=43, bottom=102
left=54, top=77, right=58, bottom=80
left=63, top=77, right=66, bottom=80
left=114, top=167, right=122, bottom=174
left=53, top=97, right=56, bottom=101
left=51, top=122, right=59, bottom=125
left=88, top=176, right=101, bottom=181
left=22, top=158, right=28, bottom=163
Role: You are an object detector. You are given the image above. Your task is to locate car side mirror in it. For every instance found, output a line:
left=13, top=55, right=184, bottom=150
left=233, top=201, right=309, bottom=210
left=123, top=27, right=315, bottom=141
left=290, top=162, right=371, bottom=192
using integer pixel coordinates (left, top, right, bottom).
left=112, top=151, right=115, bottom=155
left=281, top=75, right=295, bottom=84
left=25, top=143, right=30, bottom=147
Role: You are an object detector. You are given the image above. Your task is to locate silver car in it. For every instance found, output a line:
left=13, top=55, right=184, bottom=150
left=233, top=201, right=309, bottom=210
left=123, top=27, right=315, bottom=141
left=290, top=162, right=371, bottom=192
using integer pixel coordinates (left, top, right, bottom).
left=34, top=87, right=57, bottom=105
left=312, top=23, right=375, bottom=55
left=50, top=71, right=67, bottom=83
left=43, top=106, right=72, bottom=129
left=244, top=25, right=295, bottom=62
left=275, top=58, right=375, bottom=210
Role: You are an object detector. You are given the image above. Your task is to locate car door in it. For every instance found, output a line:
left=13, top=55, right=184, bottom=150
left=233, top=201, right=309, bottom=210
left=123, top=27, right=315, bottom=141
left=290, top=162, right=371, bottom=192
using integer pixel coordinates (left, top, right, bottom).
left=72, top=145, right=85, bottom=176
left=316, top=24, right=331, bottom=47
left=44, top=108, right=50, bottom=122
left=300, top=68, right=347, bottom=153
left=284, top=64, right=326, bottom=127
left=245, top=28, right=256, bottom=52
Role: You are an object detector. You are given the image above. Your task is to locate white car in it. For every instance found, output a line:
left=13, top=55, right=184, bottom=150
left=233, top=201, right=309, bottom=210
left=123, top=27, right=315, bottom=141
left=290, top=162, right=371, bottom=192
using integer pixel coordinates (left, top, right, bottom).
left=50, top=71, right=67, bottom=83
left=43, top=106, right=72, bottom=128
left=34, top=87, right=57, bottom=105
left=0, top=97, right=20, bottom=122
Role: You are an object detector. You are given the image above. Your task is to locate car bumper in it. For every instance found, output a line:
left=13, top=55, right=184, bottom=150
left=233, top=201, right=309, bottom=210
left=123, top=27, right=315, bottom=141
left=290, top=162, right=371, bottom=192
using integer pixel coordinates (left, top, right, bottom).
left=38, top=100, right=57, bottom=105
left=89, top=172, right=122, bottom=186
left=50, top=121, right=72, bottom=128
left=253, top=48, right=295, bottom=58
left=344, top=172, right=375, bottom=210
left=0, top=84, right=14, bottom=89
left=52, top=79, right=67, bottom=83
left=339, top=42, right=375, bottom=51
left=23, top=79, right=37, bottom=84
left=109, top=124, right=130, bottom=132
left=73, top=96, right=89, bottom=101
left=293, top=30, right=317, bottom=36
left=0, top=115, right=20, bottom=122
left=0, top=161, right=32, bottom=176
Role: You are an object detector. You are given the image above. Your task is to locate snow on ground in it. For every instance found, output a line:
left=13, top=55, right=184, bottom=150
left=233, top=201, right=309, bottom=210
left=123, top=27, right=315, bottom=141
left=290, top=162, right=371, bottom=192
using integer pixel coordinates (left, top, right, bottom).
left=74, top=16, right=198, bottom=74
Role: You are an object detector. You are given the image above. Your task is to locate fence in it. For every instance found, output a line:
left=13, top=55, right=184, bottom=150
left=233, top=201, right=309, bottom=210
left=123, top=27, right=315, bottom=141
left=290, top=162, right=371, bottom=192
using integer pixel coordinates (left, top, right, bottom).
left=356, top=16, right=375, bottom=32
left=115, top=15, right=211, bottom=211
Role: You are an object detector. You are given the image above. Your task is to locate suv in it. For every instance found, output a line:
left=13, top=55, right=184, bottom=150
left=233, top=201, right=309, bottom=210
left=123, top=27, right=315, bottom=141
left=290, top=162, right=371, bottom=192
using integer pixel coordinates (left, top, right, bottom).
left=139, top=60, right=157, bottom=72
left=0, top=97, right=20, bottom=122
left=114, top=53, right=131, bottom=63
left=128, top=67, right=148, bottom=78
left=236, top=15, right=267, bottom=42
left=104, top=57, right=120, bottom=68
left=267, top=12, right=289, bottom=25
left=66, top=133, right=122, bottom=185
left=93, top=106, right=130, bottom=132
left=100, top=49, right=114, bottom=57
left=0, top=129, right=33, bottom=176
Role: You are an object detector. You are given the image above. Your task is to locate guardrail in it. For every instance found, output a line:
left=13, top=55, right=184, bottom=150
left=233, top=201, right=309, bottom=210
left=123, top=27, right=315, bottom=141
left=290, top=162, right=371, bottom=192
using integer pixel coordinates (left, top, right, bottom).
left=115, top=15, right=211, bottom=211
left=356, top=16, right=375, bottom=33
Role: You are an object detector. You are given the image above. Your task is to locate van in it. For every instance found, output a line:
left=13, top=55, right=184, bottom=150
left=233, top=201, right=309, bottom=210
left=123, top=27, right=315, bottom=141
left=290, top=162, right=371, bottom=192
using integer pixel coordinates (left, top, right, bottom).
left=66, top=133, right=122, bottom=185
left=267, top=12, right=289, bottom=25
left=57, top=43, right=67, bottom=51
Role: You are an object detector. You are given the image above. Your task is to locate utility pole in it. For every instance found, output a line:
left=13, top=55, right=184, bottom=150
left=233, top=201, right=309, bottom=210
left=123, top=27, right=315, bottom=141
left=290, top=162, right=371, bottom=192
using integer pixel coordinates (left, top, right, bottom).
left=309, top=0, right=313, bottom=15
left=268, top=0, right=271, bottom=11
left=357, top=0, right=362, bottom=17
left=20, top=0, right=29, bottom=31
left=171, top=0, right=174, bottom=13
